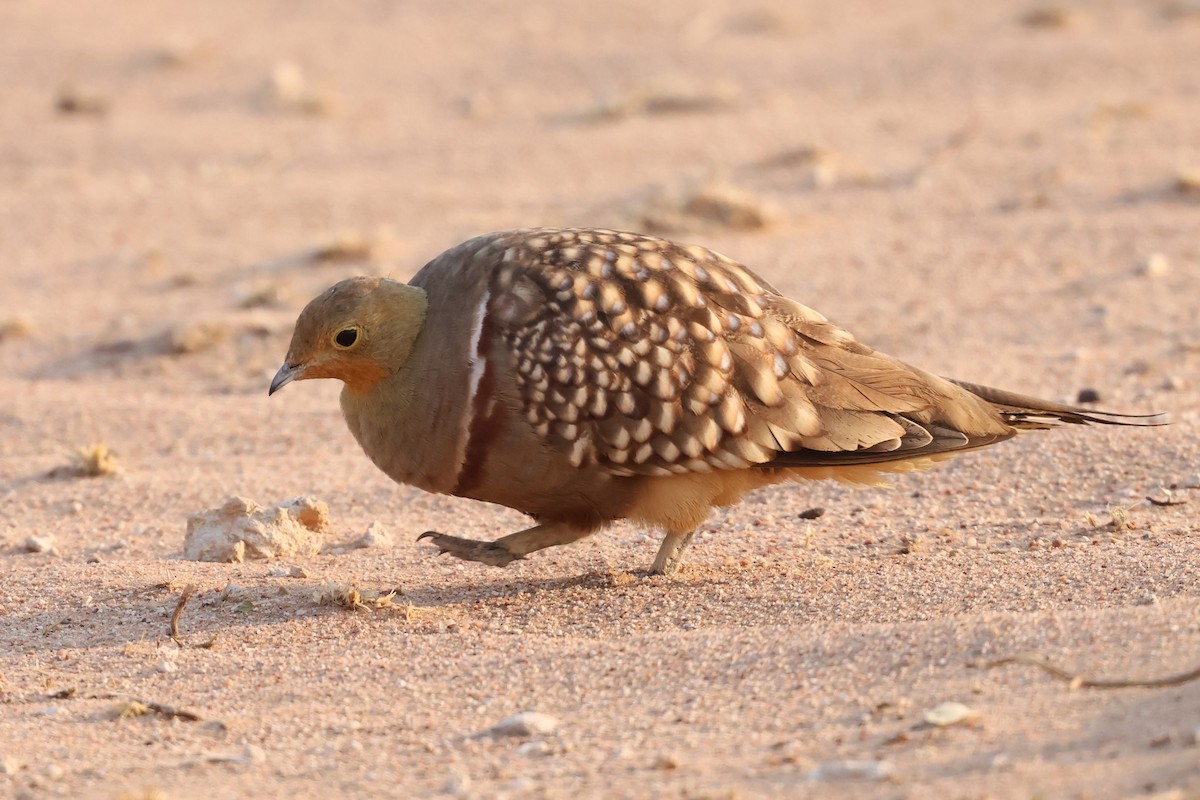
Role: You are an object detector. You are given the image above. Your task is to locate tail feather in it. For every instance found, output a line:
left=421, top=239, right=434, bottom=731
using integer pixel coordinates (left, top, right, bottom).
left=948, top=380, right=1168, bottom=429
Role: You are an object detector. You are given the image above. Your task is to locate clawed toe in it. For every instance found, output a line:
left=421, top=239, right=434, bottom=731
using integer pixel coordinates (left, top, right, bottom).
left=417, top=531, right=518, bottom=567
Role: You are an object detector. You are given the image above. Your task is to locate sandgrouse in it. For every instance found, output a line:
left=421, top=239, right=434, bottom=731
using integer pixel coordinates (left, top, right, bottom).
left=270, top=228, right=1158, bottom=575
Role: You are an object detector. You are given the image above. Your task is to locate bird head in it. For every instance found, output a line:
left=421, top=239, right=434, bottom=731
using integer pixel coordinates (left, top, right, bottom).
left=269, top=276, right=429, bottom=397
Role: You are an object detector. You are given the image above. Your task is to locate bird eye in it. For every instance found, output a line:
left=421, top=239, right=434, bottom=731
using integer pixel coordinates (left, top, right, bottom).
left=333, top=327, right=359, bottom=349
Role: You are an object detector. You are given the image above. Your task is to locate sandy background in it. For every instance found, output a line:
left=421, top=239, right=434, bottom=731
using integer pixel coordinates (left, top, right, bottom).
left=2, top=1, right=1198, bottom=797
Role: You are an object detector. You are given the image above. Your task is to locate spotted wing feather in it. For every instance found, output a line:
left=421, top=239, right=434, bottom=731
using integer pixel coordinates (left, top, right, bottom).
left=481, top=228, right=1012, bottom=477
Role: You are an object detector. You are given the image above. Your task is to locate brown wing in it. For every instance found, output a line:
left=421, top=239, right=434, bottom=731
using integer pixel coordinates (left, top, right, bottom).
left=482, top=228, right=1017, bottom=478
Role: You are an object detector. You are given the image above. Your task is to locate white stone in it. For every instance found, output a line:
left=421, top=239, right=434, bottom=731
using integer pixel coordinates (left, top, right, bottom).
left=355, top=521, right=393, bottom=549
left=924, top=701, right=977, bottom=727
left=183, top=496, right=328, bottom=562
left=806, top=760, right=894, bottom=781
left=478, top=711, right=560, bottom=738
left=23, top=535, right=55, bottom=553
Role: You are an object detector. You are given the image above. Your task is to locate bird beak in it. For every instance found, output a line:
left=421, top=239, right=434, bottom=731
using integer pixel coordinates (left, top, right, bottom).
left=269, top=362, right=304, bottom=396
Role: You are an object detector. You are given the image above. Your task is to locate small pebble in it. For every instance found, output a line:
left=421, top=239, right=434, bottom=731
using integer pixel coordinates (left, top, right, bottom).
left=1138, top=253, right=1170, bottom=278
left=44, top=764, right=64, bottom=781
left=156, top=661, right=177, bottom=673
left=1, top=755, right=20, bottom=775
left=478, top=711, right=560, bottom=738
left=1186, top=475, right=1200, bottom=490
left=798, top=507, right=825, bottom=520
left=442, top=770, right=472, bottom=796
left=288, top=565, right=309, bottom=579
left=1076, top=387, right=1101, bottom=404
left=653, top=753, right=682, bottom=770
left=23, top=535, right=55, bottom=554
left=805, top=759, right=894, bottom=781
left=1136, top=594, right=1158, bottom=606
left=515, top=740, right=552, bottom=757
left=355, top=521, right=393, bottom=549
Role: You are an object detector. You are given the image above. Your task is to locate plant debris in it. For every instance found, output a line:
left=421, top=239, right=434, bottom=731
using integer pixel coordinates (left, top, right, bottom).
left=1146, top=491, right=1187, bottom=507
left=1084, top=504, right=1138, bottom=531
left=58, top=443, right=122, bottom=477
left=170, top=584, right=197, bottom=642
left=313, top=581, right=402, bottom=612
left=974, top=654, right=1200, bottom=690
left=582, top=81, right=739, bottom=122
left=114, top=699, right=201, bottom=722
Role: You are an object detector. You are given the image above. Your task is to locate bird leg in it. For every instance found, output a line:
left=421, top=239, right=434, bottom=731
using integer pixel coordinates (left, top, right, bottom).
left=417, top=523, right=592, bottom=567
left=650, top=527, right=698, bottom=576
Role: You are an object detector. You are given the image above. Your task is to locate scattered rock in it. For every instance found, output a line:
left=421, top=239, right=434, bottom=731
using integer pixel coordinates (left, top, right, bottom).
left=923, top=701, right=979, bottom=728
left=206, top=745, right=266, bottom=765
left=515, top=740, right=553, bottom=757
left=477, top=712, right=560, bottom=738
left=640, top=182, right=776, bottom=234
left=1146, top=490, right=1187, bottom=507
left=183, top=496, right=328, bottom=562
left=653, top=753, right=682, bottom=770
left=309, top=231, right=377, bottom=264
left=155, top=661, right=177, bottom=674
left=0, top=755, right=20, bottom=775
left=805, top=759, right=894, bottom=781
left=897, top=532, right=922, bottom=554
left=1020, top=7, right=1079, bottom=28
left=56, top=85, right=109, bottom=115
left=1174, top=168, right=1200, bottom=195
left=169, top=321, right=228, bottom=354
left=0, top=315, right=32, bottom=342
left=1076, top=387, right=1101, bottom=404
left=276, top=496, right=329, bottom=532
left=234, top=281, right=293, bottom=309
left=1138, top=253, right=1170, bottom=278
left=1186, top=474, right=1200, bottom=490
left=23, top=535, right=56, bottom=554
left=261, top=61, right=334, bottom=115
left=354, top=521, right=393, bottom=549
left=151, top=36, right=211, bottom=69
left=798, top=507, right=825, bottom=520
left=288, top=565, right=310, bottom=579
left=442, top=770, right=472, bottom=796
left=750, top=145, right=873, bottom=189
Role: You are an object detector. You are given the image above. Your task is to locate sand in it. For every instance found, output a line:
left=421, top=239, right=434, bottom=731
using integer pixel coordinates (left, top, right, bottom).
left=1, top=1, right=1198, bottom=797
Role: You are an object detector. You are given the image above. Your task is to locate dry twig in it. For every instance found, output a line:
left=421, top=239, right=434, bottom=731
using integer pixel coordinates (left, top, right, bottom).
left=170, top=584, right=196, bottom=642
left=974, top=654, right=1200, bottom=690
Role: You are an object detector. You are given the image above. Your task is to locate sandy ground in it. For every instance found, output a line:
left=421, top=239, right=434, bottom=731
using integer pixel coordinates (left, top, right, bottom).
left=2, top=1, right=1199, bottom=797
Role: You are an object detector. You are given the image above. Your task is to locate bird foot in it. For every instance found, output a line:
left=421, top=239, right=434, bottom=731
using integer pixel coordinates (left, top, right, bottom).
left=417, top=531, right=519, bottom=567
